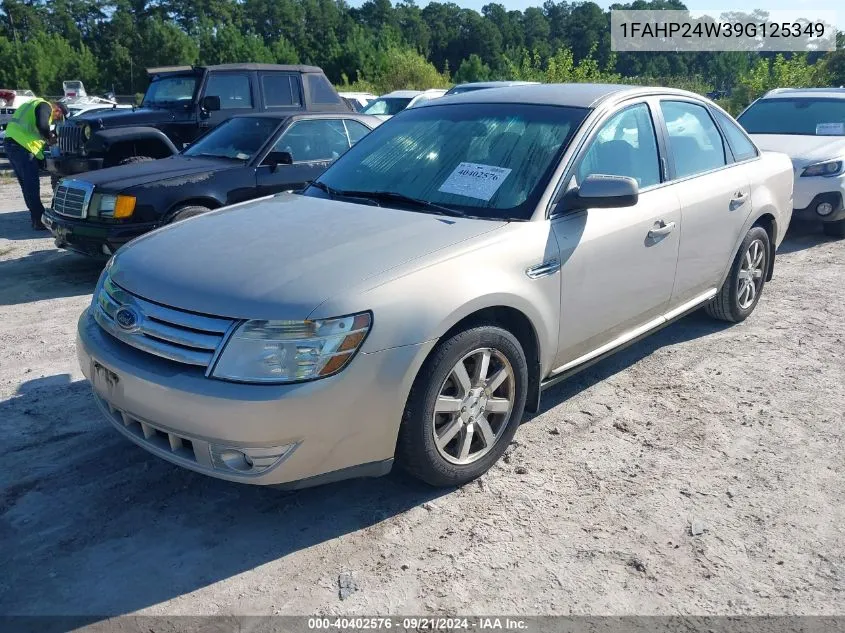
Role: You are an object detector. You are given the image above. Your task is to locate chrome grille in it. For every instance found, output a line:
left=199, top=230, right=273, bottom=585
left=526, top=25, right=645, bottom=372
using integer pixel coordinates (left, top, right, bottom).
left=93, top=274, right=235, bottom=368
left=52, top=179, right=93, bottom=218
left=57, top=121, right=84, bottom=154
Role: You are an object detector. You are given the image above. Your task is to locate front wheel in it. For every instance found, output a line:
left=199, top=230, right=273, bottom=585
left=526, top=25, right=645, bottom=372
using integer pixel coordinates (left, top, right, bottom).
left=705, top=226, right=770, bottom=323
left=396, top=325, right=528, bottom=487
left=822, top=219, right=845, bottom=238
left=168, top=205, right=210, bottom=223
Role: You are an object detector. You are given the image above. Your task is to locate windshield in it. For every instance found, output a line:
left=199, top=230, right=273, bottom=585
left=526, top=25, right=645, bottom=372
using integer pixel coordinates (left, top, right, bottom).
left=142, top=74, right=198, bottom=107
left=183, top=117, right=279, bottom=160
left=309, top=103, right=587, bottom=220
left=362, top=97, right=413, bottom=116
left=739, top=98, right=845, bottom=136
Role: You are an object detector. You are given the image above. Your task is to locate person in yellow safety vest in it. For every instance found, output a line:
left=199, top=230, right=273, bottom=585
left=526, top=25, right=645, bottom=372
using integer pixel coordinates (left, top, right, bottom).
left=5, top=98, right=67, bottom=230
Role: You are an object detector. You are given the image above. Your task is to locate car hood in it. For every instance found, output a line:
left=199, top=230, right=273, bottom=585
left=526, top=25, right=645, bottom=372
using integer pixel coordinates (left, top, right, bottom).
left=70, top=156, right=234, bottom=190
left=74, top=107, right=166, bottom=127
left=110, top=194, right=507, bottom=320
left=751, top=134, right=845, bottom=168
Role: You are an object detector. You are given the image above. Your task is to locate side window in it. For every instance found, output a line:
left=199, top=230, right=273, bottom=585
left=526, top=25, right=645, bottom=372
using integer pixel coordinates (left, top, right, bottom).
left=660, top=101, right=727, bottom=178
left=577, top=103, right=661, bottom=189
left=262, top=74, right=301, bottom=108
left=273, top=119, right=350, bottom=163
left=344, top=119, right=371, bottom=145
left=305, top=74, right=342, bottom=105
left=204, top=74, right=252, bottom=110
left=713, top=109, right=758, bottom=162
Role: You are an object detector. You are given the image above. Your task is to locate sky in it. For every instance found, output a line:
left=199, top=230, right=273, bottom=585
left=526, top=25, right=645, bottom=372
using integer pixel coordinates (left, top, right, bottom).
left=348, top=0, right=844, bottom=29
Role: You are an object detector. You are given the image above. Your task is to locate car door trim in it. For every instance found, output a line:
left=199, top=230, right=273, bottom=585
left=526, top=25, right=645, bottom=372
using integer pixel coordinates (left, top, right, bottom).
left=543, top=288, right=717, bottom=385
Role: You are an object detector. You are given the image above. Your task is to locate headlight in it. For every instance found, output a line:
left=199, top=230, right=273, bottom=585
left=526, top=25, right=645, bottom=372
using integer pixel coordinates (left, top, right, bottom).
left=212, top=312, right=372, bottom=383
left=801, top=160, right=843, bottom=177
left=98, top=193, right=136, bottom=218
left=82, top=123, right=92, bottom=140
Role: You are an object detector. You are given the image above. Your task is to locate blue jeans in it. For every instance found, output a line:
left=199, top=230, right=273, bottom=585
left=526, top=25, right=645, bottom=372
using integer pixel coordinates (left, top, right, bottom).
left=6, top=139, right=45, bottom=226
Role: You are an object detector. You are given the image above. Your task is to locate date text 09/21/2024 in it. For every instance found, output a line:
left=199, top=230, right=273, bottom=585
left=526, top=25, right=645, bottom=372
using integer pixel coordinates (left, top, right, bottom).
left=307, top=617, right=529, bottom=630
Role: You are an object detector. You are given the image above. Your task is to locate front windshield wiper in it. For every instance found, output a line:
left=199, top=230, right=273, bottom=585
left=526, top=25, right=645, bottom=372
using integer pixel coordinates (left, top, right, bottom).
left=317, top=185, right=468, bottom=218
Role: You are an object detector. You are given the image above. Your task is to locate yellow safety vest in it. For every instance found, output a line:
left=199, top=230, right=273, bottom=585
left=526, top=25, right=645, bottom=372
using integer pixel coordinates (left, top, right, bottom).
left=6, top=97, right=52, bottom=159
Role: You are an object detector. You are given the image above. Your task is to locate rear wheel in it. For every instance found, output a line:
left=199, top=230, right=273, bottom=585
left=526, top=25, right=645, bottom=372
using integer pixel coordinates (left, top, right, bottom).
left=822, top=219, right=845, bottom=238
left=396, top=325, right=528, bottom=487
left=169, top=205, right=210, bottom=223
left=705, top=226, right=770, bottom=323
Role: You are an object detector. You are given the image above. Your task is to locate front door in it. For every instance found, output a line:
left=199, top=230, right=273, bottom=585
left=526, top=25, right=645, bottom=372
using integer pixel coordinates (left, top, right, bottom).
left=255, top=118, right=354, bottom=196
left=198, top=72, right=256, bottom=136
left=551, top=101, right=682, bottom=369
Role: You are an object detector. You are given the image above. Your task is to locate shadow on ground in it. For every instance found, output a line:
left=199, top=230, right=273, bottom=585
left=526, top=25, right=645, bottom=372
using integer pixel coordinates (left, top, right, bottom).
left=776, top=219, right=840, bottom=254
left=0, top=248, right=103, bottom=305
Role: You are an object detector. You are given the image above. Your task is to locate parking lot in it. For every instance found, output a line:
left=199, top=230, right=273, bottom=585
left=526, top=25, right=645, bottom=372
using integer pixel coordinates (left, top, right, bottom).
left=0, top=178, right=843, bottom=617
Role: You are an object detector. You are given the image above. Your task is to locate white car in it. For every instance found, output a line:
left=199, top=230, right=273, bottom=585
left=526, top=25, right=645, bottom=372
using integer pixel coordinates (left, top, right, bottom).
left=59, top=80, right=133, bottom=118
left=738, top=88, right=845, bottom=238
left=338, top=91, right=377, bottom=112
left=0, top=88, right=36, bottom=130
left=362, top=89, right=447, bottom=120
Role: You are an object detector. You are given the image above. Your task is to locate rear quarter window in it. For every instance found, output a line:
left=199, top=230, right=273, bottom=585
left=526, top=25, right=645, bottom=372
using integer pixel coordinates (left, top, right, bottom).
left=713, top=109, right=758, bottom=162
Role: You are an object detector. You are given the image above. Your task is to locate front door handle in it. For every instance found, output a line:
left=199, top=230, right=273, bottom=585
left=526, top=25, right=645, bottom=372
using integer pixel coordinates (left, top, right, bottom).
left=647, top=220, right=676, bottom=239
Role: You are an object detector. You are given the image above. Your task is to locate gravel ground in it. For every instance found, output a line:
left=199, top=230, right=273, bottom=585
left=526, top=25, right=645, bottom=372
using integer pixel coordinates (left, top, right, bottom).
left=0, top=179, right=843, bottom=618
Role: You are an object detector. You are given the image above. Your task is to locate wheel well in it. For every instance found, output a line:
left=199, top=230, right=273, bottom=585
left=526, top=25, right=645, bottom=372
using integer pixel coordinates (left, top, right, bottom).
left=752, top=213, right=777, bottom=281
left=104, top=139, right=173, bottom=166
left=167, top=198, right=221, bottom=216
left=441, top=306, right=542, bottom=414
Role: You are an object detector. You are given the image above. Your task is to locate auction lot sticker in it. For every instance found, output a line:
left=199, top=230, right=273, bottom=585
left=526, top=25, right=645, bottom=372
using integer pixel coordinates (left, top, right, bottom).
left=439, top=162, right=512, bottom=201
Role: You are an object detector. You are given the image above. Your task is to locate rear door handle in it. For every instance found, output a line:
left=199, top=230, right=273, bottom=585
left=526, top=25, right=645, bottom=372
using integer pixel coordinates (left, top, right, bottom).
left=647, top=220, right=676, bottom=239
left=730, top=191, right=748, bottom=208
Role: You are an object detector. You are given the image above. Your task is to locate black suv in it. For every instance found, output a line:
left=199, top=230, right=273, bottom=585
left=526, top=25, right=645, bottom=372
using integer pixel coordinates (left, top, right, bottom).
left=46, top=63, right=352, bottom=178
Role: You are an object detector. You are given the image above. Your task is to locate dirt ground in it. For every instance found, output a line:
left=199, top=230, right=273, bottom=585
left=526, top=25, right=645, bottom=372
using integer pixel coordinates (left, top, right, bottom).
left=0, top=178, right=843, bottom=619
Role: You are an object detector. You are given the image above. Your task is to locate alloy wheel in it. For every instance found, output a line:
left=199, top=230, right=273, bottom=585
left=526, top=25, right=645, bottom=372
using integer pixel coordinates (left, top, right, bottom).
left=737, top=238, right=765, bottom=310
left=431, top=347, right=515, bottom=465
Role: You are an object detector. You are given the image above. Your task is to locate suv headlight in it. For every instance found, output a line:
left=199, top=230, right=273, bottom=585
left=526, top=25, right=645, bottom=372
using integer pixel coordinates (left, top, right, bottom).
left=212, top=312, right=372, bottom=383
left=801, top=160, right=843, bottom=177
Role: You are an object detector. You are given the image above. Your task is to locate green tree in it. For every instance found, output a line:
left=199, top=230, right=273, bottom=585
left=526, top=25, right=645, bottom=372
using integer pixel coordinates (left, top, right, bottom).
left=454, top=54, right=491, bottom=84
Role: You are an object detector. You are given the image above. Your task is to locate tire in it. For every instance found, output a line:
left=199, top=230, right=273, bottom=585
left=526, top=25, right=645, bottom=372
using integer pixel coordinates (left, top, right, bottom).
left=396, top=325, right=528, bottom=487
left=118, top=156, right=155, bottom=166
left=169, top=205, right=210, bottom=223
left=822, top=219, right=845, bottom=238
left=705, top=226, right=770, bottom=323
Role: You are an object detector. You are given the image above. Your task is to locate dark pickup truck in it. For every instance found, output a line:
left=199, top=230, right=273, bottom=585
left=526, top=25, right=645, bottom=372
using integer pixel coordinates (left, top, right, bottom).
left=46, top=63, right=352, bottom=178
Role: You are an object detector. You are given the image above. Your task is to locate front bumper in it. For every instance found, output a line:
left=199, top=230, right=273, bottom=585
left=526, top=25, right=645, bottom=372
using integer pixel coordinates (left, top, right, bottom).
left=45, top=155, right=104, bottom=177
left=77, top=308, right=434, bottom=487
left=792, top=191, right=845, bottom=224
left=42, top=208, right=155, bottom=258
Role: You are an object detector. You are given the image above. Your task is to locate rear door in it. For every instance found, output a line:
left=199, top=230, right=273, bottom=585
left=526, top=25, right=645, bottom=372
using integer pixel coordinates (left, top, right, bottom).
left=551, top=100, right=682, bottom=369
left=254, top=117, right=356, bottom=196
left=657, top=99, right=754, bottom=308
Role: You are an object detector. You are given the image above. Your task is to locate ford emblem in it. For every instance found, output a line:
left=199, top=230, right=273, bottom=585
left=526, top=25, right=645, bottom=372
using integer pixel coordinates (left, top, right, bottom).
left=114, top=306, right=141, bottom=332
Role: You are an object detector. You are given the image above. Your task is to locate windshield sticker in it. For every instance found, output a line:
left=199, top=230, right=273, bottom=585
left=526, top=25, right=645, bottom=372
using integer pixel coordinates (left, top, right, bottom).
left=438, top=162, right=512, bottom=201
left=816, top=122, right=845, bottom=136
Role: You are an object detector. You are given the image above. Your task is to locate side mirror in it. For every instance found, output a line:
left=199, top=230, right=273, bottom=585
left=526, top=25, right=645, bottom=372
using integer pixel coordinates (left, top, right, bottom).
left=264, top=151, right=293, bottom=171
left=201, top=95, right=221, bottom=112
left=560, top=174, right=639, bottom=212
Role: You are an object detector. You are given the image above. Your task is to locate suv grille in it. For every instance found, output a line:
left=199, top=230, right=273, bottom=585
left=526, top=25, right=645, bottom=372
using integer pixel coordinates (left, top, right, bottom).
left=93, top=274, right=235, bottom=369
left=52, top=180, right=93, bottom=218
left=57, top=121, right=84, bottom=154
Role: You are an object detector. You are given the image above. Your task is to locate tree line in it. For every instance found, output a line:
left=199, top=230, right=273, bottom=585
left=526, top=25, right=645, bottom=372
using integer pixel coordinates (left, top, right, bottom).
left=1, top=0, right=844, bottom=113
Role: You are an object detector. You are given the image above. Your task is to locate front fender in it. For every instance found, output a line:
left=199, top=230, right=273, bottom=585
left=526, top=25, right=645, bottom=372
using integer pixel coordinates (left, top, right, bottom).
left=310, top=221, right=562, bottom=375
left=90, top=126, right=179, bottom=155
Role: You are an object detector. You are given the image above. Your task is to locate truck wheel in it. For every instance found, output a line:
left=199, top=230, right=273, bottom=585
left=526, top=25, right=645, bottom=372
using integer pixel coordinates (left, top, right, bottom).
left=118, top=156, right=155, bottom=166
left=169, top=205, right=210, bottom=223
left=396, top=325, right=528, bottom=487
left=822, top=220, right=845, bottom=238
left=706, top=226, right=770, bottom=323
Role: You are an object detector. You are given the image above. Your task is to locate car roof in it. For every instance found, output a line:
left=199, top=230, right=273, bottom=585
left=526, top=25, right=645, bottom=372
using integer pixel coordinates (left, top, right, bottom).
left=432, top=83, right=709, bottom=109
left=761, top=87, right=845, bottom=100
left=451, top=81, right=539, bottom=89
left=146, top=64, right=324, bottom=75
left=380, top=90, right=425, bottom=98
